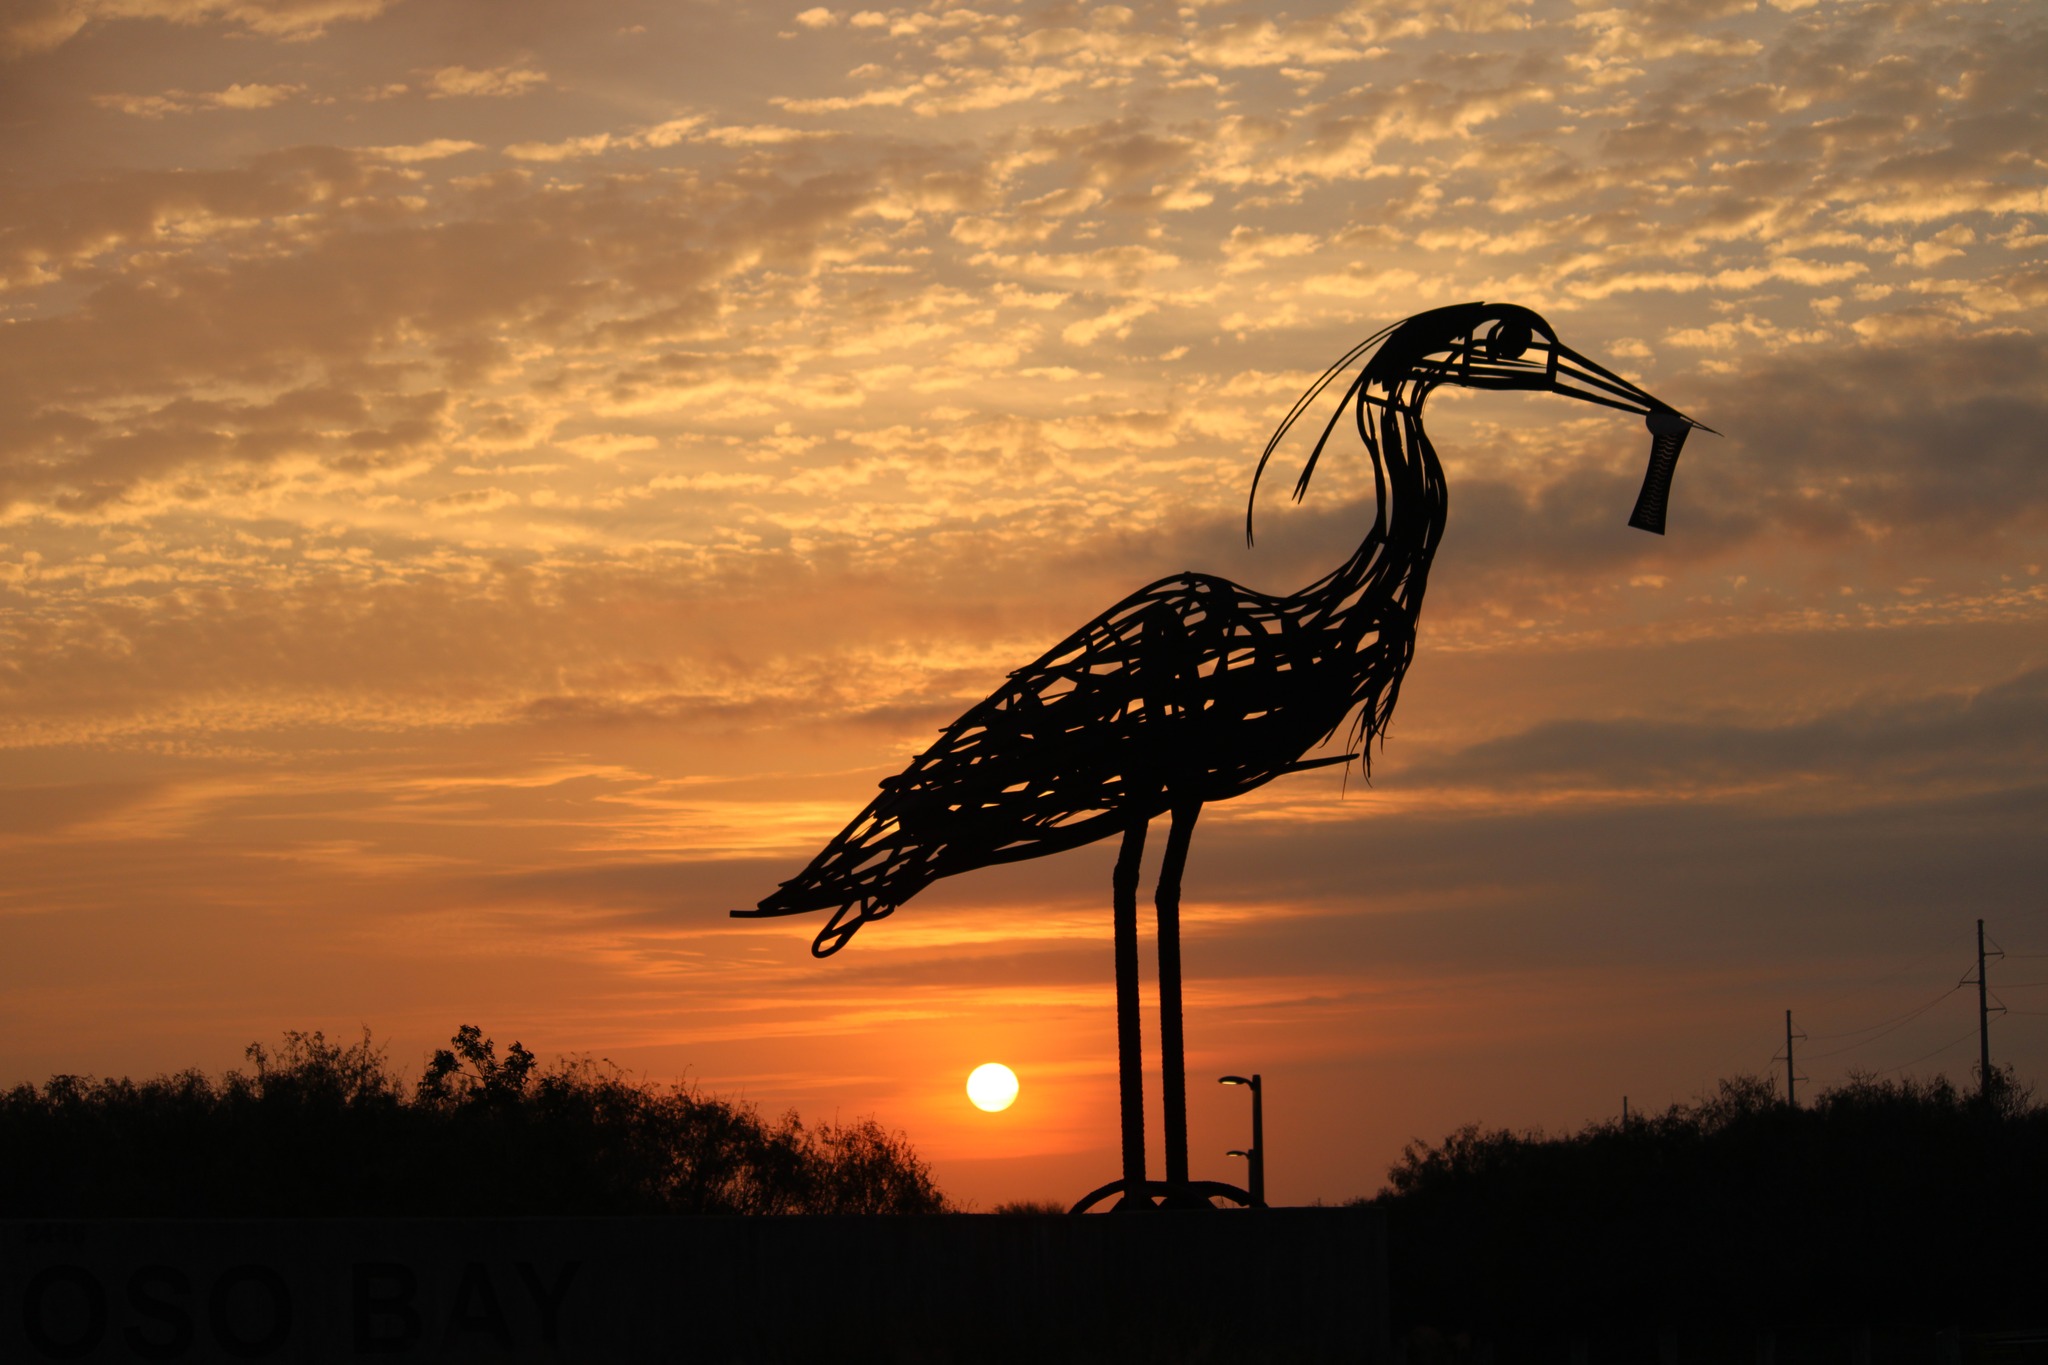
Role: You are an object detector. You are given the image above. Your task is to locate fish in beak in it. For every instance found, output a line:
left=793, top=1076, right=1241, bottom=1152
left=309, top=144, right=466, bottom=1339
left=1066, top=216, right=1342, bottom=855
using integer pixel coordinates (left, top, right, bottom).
left=1547, top=342, right=1717, bottom=536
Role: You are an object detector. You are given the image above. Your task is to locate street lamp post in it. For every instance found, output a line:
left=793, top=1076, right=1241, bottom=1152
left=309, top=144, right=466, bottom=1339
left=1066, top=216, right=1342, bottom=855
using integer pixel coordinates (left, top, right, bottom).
left=1218, top=1074, right=1264, bottom=1207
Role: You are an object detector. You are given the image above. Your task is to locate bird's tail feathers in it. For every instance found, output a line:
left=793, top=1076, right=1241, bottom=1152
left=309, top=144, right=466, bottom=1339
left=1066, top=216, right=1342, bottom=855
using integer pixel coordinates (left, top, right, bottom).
left=813, top=897, right=896, bottom=958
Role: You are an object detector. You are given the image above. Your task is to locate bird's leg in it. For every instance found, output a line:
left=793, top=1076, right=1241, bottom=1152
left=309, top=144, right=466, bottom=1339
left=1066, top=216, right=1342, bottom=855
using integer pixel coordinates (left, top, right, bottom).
left=1111, top=816, right=1149, bottom=1206
left=1155, top=800, right=1201, bottom=1194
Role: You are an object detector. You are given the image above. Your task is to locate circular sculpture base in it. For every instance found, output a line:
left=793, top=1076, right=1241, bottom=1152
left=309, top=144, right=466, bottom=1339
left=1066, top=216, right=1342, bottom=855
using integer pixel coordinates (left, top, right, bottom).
left=1067, top=1177, right=1260, bottom=1213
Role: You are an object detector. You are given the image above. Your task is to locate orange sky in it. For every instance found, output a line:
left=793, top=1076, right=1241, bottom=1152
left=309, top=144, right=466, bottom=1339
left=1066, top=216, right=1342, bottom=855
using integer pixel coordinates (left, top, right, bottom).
left=3, top=0, right=2045, bottom=1209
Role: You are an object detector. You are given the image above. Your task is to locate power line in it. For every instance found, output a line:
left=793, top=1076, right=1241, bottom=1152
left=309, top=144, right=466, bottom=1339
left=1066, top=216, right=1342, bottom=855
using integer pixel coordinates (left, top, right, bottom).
left=1754, top=920, right=2040, bottom=1098
left=1803, top=981, right=1967, bottom=1060
left=1877, top=1024, right=1982, bottom=1077
left=1804, top=979, right=1964, bottom=1041
left=1790, top=928, right=1983, bottom=1018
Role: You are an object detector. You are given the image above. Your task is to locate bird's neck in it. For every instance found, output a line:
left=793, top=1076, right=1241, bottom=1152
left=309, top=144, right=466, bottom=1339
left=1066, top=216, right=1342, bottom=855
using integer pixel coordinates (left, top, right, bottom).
left=1304, top=382, right=1447, bottom=613
left=1295, top=381, right=1449, bottom=751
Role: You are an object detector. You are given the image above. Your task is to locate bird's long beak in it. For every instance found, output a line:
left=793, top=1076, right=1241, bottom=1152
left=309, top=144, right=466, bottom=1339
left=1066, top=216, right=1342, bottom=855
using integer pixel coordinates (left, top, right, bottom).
left=1548, top=342, right=1716, bottom=536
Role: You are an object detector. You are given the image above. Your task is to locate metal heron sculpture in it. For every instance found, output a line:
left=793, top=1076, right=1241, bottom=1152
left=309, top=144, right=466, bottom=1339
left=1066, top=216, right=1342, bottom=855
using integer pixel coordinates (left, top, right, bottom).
left=734, top=301, right=1711, bottom=1210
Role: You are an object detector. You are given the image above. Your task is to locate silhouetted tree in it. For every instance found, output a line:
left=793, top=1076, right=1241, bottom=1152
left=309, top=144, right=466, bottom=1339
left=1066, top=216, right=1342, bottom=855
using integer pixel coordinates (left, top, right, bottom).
left=1370, top=1070, right=2046, bottom=1339
left=0, top=1027, right=947, bottom=1217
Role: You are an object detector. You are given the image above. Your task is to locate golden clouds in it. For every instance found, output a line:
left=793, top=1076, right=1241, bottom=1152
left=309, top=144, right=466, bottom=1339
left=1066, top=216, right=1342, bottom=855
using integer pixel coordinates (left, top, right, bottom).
left=4, top=0, right=2041, bottom=738
left=360, top=139, right=484, bottom=163
left=2, top=0, right=393, bottom=57
left=2, top=0, right=2045, bottom=1204
left=92, top=81, right=302, bottom=117
left=424, top=64, right=547, bottom=99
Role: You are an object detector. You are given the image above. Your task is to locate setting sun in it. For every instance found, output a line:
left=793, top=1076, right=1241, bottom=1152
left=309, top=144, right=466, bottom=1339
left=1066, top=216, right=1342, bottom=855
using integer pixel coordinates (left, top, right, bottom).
left=966, top=1064, right=1020, bottom=1113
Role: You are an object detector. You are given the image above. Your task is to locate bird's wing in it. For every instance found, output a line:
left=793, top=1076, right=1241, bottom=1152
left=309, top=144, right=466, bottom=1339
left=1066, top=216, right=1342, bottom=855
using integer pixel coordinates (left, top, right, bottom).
left=743, top=571, right=1359, bottom=955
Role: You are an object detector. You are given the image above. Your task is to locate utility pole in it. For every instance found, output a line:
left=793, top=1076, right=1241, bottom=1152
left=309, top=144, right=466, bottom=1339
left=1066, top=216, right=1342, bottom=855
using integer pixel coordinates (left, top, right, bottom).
left=1775, top=1010, right=1805, bottom=1107
left=1978, top=919, right=1991, bottom=1099
left=1785, top=1015, right=1802, bottom=1113
left=1785, top=1010, right=1797, bottom=1107
left=1975, top=918, right=2006, bottom=1101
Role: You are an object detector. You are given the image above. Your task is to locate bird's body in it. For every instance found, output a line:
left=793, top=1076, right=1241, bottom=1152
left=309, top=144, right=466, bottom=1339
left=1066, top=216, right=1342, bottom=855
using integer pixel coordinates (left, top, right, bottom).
left=755, top=558, right=1429, bottom=954
left=735, top=301, right=1707, bottom=1208
left=751, top=321, right=1454, bottom=957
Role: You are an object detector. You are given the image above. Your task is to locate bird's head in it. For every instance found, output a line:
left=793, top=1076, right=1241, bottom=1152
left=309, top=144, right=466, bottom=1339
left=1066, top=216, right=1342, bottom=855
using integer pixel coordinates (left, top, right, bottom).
left=1383, top=301, right=1715, bottom=534
left=1253, top=300, right=1715, bottom=537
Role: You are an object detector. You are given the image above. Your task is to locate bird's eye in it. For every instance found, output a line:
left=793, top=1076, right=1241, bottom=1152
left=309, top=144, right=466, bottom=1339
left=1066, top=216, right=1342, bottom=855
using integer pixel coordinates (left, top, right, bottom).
left=1485, top=319, right=1532, bottom=361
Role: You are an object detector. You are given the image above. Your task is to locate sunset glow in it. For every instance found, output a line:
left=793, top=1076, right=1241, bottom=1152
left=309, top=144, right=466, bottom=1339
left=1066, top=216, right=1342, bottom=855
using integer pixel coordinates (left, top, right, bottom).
left=2, top=0, right=2044, bottom=1211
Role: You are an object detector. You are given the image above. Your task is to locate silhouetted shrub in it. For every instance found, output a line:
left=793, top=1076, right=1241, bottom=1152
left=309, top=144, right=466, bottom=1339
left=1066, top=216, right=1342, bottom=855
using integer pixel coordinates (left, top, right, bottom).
left=990, top=1198, right=1070, bottom=1215
left=1369, top=1070, right=2046, bottom=1335
left=0, top=1027, right=948, bottom=1217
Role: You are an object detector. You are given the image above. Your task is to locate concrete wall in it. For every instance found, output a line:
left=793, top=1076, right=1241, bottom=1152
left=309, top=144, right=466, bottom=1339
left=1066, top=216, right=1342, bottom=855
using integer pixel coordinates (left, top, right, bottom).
left=2, top=1208, right=1387, bottom=1363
